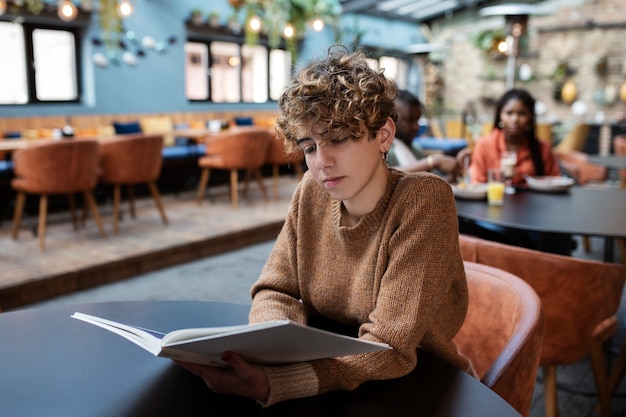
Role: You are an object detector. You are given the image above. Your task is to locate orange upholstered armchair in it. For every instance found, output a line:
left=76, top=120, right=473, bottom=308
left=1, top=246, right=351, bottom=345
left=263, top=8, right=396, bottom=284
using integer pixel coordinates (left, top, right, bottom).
left=614, top=135, right=626, bottom=189
left=98, top=134, right=168, bottom=233
left=265, top=131, right=304, bottom=200
left=11, top=140, right=107, bottom=250
left=196, top=127, right=272, bottom=209
left=454, top=261, right=545, bottom=417
left=459, top=234, right=626, bottom=417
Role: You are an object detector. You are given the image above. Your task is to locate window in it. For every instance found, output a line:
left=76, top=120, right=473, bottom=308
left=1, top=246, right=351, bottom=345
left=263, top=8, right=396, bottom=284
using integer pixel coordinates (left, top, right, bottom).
left=185, top=39, right=291, bottom=103
left=0, top=21, right=80, bottom=105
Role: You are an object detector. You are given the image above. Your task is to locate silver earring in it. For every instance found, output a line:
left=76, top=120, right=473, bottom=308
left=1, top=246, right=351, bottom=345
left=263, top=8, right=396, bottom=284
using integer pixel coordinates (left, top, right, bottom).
left=498, top=121, right=504, bottom=128
left=382, top=152, right=389, bottom=164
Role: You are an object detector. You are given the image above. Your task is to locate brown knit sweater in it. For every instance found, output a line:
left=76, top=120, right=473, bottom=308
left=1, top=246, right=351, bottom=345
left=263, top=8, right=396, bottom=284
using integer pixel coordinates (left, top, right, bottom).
left=249, top=168, right=471, bottom=406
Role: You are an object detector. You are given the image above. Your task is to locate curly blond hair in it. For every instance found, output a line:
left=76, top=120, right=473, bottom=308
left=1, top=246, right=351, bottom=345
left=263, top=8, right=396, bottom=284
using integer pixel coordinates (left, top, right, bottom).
left=276, top=46, right=397, bottom=154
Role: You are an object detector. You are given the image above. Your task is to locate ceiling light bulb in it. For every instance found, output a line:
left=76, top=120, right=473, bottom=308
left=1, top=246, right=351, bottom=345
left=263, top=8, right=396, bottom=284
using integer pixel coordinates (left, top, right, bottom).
left=0, top=0, right=7, bottom=16
left=283, top=23, right=295, bottom=39
left=497, top=40, right=508, bottom=54
left=312, top=18, right=324, bottom=31
left=248, top=15, right=262, bottom=32
left=117, top=0, right=134, bottom=18
left=57, top=0, right=78, bottom=22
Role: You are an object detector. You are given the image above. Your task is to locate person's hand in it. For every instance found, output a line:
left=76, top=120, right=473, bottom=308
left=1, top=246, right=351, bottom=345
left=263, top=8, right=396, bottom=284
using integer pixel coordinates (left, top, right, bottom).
left=433, top=154, right=462, bottom=181
left=175, top=352, right=270, bottom=402
left=456, top=147, right=472, bottom=166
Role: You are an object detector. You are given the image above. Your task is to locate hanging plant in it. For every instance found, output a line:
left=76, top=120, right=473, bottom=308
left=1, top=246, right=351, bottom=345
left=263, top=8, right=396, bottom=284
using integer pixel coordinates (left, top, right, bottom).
left=230, top=0, right=341, bottom=57
left=472, top=28, right=507, bottom=60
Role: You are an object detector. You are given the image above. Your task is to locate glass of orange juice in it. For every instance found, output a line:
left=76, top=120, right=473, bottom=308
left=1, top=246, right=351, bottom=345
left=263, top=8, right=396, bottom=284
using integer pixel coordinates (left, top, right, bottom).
left=487, top=168, right=505, bottom=206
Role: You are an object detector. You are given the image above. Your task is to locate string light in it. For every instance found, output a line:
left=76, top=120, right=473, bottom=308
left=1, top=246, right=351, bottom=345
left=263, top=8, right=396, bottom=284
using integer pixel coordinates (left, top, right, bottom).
left=282, top=23, right=295, bottom=39
left=248, top=15, right=262, bottom=32
left=312, top=18, right=324, bottom=31
left=117, top=0, right=134, bottom=18
left=57, top=0, right=78, bottom=22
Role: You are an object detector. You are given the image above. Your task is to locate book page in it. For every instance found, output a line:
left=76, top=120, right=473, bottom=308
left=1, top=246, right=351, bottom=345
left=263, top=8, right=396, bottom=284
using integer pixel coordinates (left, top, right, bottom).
left=71, top=312, right=163, bottom=355
left=161, top=320, right=289, bottom=345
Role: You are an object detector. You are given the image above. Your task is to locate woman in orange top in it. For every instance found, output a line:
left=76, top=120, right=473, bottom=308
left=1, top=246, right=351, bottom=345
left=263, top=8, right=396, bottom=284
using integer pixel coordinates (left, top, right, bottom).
left=469, top=88, right=560, bottom=186
left=463, top=89, right=572, bottom=255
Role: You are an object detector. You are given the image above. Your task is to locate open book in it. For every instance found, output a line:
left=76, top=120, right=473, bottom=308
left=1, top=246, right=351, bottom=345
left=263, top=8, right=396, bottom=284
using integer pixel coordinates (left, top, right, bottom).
left=71, top=312, right=391, bottom=367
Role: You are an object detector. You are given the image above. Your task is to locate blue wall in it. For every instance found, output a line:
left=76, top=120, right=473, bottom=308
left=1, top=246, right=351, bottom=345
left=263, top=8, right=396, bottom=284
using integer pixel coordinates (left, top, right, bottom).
left=0, top=0, right=424, bottom=118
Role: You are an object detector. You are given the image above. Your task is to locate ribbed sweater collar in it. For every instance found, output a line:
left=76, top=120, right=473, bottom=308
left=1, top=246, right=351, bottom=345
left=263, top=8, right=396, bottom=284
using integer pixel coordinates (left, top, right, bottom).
left=332, top=168, right=401, bottom=239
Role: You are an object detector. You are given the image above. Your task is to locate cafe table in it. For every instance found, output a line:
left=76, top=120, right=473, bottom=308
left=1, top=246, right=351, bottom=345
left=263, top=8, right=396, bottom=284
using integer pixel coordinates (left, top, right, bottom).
left=454, top=186, right=626, bottom=262
left=0, top=300, right=521, bottom=417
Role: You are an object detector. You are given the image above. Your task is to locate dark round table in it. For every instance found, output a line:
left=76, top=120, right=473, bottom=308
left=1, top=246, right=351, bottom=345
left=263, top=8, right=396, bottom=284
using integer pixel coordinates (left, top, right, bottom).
left=454, top=186, right=626, bottom=262
left=0, top=301, right=521, bottom=417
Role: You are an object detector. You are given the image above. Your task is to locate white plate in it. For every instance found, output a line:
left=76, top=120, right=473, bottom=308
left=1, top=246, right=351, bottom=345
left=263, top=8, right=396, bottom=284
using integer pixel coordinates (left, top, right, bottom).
left=451, top=183, right=489, bottom=200
left=525, top=176, right=575, bottom=192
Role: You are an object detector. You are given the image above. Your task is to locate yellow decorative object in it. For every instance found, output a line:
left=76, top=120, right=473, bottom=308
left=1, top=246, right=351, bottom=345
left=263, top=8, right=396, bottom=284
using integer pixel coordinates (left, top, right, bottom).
left=620, top=81, right=626, bottom=103
left=561, top=80, right=578, bottom=105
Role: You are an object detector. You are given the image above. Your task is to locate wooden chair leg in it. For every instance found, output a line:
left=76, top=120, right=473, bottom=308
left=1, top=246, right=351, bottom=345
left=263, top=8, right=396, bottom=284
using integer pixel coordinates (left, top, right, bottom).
left=11, top=192, right=26, bottom=240
left=37, top=195, right=48, bottom=251
left=608, top=336, right=626, bottom=396
left=272, top=164, right=279, bottom=200
left=589, top=341, right=612, bottom=417
left=196, top=168, right=210, bottom=205
left=254, top=169, right=269, bottom=201
left=230, top=169, right=239, bottom=209
left=68, top=193, right=78, bottom=231
left=147, top=181, right=168, bottom=225
left=243, top=169, right=252, bottom=198
left=112, top=184, right=121, bottom=234
left=83, top=191, right=107, bottom=238
left=128, top=184, right=136, bottom=219
left=544, top=365, right=559, bottom=417
left=583, top=235, right=591, bottom=252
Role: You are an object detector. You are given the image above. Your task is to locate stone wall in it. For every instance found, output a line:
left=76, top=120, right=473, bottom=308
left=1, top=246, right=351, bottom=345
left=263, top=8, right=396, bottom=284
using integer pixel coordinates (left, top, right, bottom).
left=427, top=0, right=626, bottom=130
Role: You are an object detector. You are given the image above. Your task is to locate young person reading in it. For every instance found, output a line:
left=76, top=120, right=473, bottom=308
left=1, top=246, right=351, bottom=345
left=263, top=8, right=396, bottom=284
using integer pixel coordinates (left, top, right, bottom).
left=175, top=46, right=473, bottom=406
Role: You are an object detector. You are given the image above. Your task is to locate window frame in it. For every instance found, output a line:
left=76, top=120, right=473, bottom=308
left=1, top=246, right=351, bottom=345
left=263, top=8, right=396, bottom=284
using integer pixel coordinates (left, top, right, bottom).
left=185, top=23, right=291, bottom=104
left=0, top=10, right=87, bottom=106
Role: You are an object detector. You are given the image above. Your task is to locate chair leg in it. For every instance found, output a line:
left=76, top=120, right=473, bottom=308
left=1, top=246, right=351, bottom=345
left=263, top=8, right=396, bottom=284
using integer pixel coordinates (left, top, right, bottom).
left=272, top=164, right=279, bottom=200
left=608, top=336, right=626, bottom=396
left=544, top=365, right=559, bottom=417
left=68, top=193, right=78, bottom=231
left=583, top=235, right=591, bottom=252
left=589, top=341, right=613, bottom=417
left=230, top=169, right=239, bottom=209
left=37, top=195, right=48, bottom=251
left=11, top=192, right=26, bottom=239
left=196, top=168, right=210, bottom=205
left=112, top=184, right=121, bottom=234
left=128, top=184, right=136, bottom=219
left=83, top=191, right=107, bottom=239
left=147, top=181, right=168, bottom=225
left=254, top=169, right=269, bottom=201
left=243, top=169, right=252, bottom=198
left=618, top=238, right=626, bottom=266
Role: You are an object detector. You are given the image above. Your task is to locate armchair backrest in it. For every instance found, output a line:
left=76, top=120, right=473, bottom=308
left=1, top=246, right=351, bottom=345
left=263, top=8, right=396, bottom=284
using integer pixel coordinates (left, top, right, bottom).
left=459, top=234, right=626, bottom=365
left=203, top=127, right=272, bottom=169
left=12, top=139, right=100, bottom=194
left=99, top=134, right=164, bottom=184
left=454, top=261, right=545, bottom=417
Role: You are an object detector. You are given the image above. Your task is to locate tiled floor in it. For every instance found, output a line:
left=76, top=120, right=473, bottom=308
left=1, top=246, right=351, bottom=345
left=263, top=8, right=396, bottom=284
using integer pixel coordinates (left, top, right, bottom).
left=2, top=175, right=626, bottom=417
